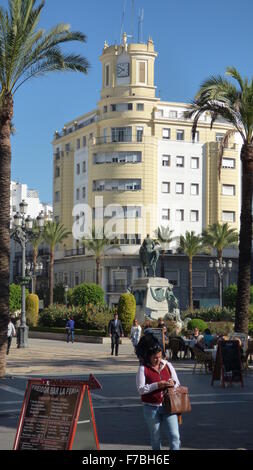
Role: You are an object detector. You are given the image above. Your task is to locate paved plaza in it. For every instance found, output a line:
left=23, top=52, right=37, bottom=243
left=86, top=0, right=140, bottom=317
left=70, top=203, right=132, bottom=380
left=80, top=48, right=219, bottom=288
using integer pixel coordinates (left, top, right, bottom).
left=1, top=338, right=253, bottom=450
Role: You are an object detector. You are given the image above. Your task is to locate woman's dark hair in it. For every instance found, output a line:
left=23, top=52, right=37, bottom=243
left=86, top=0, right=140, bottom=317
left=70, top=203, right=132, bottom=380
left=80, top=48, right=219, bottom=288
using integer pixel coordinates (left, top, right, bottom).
left=204, top=328, right=211, bottom=335
left=135, top=333, right=162, bottom=364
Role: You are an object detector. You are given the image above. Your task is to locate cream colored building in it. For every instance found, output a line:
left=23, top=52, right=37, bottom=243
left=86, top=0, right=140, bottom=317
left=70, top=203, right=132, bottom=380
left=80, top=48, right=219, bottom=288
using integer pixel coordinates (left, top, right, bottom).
left=52, top=34, right=240, bottom=303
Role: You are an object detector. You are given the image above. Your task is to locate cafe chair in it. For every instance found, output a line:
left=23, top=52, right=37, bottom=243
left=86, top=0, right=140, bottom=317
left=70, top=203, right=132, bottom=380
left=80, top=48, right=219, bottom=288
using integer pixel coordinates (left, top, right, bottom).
left=168, top=337, right=186, bottom=360
left=192, top=346, right=213, bottom=374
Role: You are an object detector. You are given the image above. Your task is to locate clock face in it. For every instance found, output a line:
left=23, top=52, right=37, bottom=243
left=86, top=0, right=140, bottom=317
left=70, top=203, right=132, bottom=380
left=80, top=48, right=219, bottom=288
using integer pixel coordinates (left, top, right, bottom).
left=117, top=62, right=129, bottom=78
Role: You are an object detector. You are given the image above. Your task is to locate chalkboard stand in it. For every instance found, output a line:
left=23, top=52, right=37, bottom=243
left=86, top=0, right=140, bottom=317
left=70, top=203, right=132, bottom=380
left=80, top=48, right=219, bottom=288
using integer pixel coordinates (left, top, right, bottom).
left=148, top=328, right=166, bottom=355
left=13, top=375, right=102, bottom=450
left=211, top=340, right=243, bottom=388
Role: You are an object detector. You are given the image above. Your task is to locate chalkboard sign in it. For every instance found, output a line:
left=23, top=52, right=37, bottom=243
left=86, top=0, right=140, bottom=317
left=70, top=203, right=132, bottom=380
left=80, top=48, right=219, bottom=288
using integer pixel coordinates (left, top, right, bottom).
left=211, top=340, right=243, bottom=388
left=149, top=328, right=166, bottom=354
left=13, top=376, right=101, bottom=450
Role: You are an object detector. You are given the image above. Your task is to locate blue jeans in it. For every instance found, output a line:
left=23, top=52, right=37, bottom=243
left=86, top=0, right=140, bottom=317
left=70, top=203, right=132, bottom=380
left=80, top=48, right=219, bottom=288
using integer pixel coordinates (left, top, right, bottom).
left=67, top=329, right=74, bottom=343
left=143, top=405, right=181, bottom=450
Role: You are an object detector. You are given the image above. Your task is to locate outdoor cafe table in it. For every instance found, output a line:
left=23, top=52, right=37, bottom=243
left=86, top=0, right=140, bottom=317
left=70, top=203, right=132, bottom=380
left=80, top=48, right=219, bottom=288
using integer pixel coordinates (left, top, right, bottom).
left=204, top=348, right=217, bottom=361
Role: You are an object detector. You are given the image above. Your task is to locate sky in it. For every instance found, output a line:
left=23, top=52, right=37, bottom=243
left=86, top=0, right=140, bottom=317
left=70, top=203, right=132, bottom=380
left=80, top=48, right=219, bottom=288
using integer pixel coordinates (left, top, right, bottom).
left=3, top=0, right=253, bottom=203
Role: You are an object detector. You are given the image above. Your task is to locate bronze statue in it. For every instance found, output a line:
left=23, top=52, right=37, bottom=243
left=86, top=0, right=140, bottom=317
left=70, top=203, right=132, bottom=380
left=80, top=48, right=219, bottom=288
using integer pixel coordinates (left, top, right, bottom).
left=139, top=234, right=159, bottom=277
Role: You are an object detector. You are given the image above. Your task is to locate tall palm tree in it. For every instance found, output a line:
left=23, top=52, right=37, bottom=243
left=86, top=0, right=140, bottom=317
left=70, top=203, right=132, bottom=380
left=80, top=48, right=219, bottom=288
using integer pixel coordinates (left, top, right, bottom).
left=185, top=67, right=251, bottom=334
left=43, top=222, right=71, bottom=305
left=82, top=227, right=116, bottom=286
left=0, top=0, right=89, bottom=375
left=179, top=231, right=203, bottom=310
left=202, top=222, right=238, bottom=262
left=154, top=226, right=174, bottom=277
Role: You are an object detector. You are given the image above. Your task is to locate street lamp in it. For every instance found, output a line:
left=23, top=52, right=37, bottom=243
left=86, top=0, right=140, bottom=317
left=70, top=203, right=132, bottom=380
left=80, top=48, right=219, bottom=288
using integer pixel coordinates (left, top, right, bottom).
left=25, top=260, right=44, bottom=293
left=11, top=202, right=44, bottom=348
left=209, top=258, right=233, bottom=307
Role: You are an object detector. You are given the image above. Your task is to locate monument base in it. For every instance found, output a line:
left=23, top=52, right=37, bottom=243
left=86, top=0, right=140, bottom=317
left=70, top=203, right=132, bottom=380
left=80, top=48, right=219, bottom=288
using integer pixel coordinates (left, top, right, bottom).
left=131, top=277, right=173, bottom=323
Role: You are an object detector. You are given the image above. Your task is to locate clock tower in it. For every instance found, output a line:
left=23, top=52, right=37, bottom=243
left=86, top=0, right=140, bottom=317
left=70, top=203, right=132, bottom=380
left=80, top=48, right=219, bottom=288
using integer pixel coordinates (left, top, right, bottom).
left=99, top=33, right=158, bottom=101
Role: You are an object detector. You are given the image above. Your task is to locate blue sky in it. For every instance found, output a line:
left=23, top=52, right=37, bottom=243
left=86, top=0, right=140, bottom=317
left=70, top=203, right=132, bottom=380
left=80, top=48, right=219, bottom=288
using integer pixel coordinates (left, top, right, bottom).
left=4, top=0, right=253, bottom=203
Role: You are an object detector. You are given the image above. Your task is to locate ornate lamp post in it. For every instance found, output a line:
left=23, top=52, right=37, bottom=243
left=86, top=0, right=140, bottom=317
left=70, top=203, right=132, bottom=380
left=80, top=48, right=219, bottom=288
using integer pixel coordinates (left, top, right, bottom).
left=25, top=260, right=44, bottom=293
left=209, top=258, right=233, bottom=307
left=64, top=284, right=69, bottom=309
left=11, top=202, right=44, bottom=348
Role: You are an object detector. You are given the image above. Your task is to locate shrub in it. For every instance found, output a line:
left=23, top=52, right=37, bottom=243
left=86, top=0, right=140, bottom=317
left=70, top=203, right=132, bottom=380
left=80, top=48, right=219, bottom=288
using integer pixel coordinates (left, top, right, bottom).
left=223, top=284, right=253, bottom=309
left=26, top=294, right=39, bottom=326
left=206, top=321, right=234, bottom=336
left=181, top=306, right=235, bottom=322
left=71, top=283, right=105, bottom=307
left=9, top=283, right=29, bottom=313
left=118, top=293, right=136, bottom=335
left=53, top=283, right=73, bottom=305
left=187, top=319, right=207, bottom=332
left=85, top=304, right=117, bottom=334
left=39, top=304, right=69, bottom=327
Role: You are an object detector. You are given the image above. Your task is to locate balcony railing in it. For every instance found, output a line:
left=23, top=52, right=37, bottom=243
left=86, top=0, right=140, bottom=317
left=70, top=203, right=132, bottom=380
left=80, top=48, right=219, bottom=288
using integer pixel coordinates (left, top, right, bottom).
left=65, top=247, right=85, bottom=257
left=94, top=135, right=143, bottom=145
left=107, top=284, right=128, bottom=293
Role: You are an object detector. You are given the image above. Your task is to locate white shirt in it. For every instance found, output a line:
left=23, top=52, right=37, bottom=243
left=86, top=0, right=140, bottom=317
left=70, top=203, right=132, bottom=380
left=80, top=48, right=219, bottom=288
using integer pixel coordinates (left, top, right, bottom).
left=136, top=359, right=180, bottom=405
left=7, top=322, right=16, bottom=338
left=130, top=325, right=142, bottom=346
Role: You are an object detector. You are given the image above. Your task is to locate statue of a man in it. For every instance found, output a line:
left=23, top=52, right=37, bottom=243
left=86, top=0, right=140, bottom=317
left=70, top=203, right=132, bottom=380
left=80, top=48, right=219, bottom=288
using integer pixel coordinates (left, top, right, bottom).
left=139, top=234, right=159, bottom=277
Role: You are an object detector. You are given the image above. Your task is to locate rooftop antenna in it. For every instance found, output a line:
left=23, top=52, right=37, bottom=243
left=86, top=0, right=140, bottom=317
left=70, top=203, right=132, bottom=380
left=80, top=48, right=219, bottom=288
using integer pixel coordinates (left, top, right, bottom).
left=138, top=8, right=144, bottom=43
left=120, top=0, right=127, bottom=43
left=131, top=0, right=135, bottom=43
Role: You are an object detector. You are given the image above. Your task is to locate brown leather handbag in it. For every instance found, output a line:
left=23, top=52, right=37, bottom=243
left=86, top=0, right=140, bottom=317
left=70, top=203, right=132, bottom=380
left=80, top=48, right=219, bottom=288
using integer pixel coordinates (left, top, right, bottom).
left=163, top=386, right=191, bottom=414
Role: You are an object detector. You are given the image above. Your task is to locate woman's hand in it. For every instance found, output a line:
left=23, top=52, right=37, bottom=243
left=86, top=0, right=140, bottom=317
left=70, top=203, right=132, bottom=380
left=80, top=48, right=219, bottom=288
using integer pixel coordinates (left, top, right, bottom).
left=158, top=379, right=175, bottom=390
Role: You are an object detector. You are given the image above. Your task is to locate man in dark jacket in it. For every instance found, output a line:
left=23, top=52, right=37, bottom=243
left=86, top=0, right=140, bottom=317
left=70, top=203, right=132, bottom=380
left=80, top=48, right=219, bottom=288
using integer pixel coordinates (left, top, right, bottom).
left=108, top=313, right=123, bottom=356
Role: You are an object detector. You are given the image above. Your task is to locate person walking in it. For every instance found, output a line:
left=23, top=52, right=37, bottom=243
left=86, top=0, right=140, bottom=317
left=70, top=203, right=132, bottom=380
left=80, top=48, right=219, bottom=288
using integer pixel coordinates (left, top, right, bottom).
left=15, top=314, right=21, bottom=348
left=108, top=313, right=123, bottom=356
left=130, top=319, right=142, bottom=350
left=66, top=316, right=75, bottom=343
left=136, top=337, right=181, bottom=450
left=7, top=318, right=16, bottom=355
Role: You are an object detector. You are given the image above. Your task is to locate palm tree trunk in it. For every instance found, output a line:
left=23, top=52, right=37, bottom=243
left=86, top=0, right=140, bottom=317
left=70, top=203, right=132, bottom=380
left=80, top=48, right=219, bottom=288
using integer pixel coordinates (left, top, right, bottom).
left=49, top=249, right=54, bottom=305
left=189, top=256, right=193, bottom=310
left=32, top=248, right=38, bottom=294
left=96, top=257, right=101, bottom=285
left=0, top=93, right=13, bottom=377
left=235, top=144, right=253, bottom=333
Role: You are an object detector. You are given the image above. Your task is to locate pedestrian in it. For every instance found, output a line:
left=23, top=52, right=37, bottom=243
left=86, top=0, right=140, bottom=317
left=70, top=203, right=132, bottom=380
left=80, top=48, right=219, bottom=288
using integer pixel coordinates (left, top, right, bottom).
left=66, top=316, right=75, bottom=343
left=15, top=314, right=21, bottom=348
left=7, top=318, right=16, bottom=355
left=136, top=337, right=181, bottom=450
left=130, top=319, right=142, bottom=350
left=108, top=313, right=123, bottom=356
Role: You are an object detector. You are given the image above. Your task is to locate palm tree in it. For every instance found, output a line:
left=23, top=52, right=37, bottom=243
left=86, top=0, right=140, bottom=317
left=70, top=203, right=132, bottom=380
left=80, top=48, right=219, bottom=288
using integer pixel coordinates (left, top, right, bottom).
left=43, top=222, right=71, bottom=305
left=185, top=67, right=251, bottom=334
left=179, top=231, right=203, bottom=310
left=29, top=222, right=44, bottom=293
left=154, top=226, right=174, bottom=277
left=82, top=227, right=116, bottom=286
left=202, top=222, right=238, bottom=262
left=0, top=0, right=89, bottom=375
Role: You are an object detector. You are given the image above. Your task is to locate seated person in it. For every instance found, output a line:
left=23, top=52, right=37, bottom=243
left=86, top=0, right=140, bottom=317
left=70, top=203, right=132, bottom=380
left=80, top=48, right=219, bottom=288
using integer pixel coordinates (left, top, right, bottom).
left=191, top=327, right=204, bottom=344
left=203, top=328, right=216, bottom=348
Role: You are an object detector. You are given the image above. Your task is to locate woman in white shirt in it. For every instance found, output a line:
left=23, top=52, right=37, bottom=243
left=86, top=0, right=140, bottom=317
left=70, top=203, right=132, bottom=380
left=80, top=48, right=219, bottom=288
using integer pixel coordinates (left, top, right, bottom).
left=7, top=319, right=16, bottom=355
left=130, top=319, right=142, bottom=349
left=136, top=342, right=181, bottom=450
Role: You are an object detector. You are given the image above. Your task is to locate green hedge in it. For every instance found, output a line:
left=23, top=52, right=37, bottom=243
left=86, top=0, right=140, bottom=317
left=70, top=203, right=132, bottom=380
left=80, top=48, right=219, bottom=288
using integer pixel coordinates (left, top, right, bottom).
left=26, top=294, right=39, bottom=326
left=118, top=293, right=136, bottom=335
left=71, top=283, right=105, bottom=307
left=182, top=306, right=235, bottom=322
left=9, top=283, right=29, bottom=313
left=187, top=319, right=207, bottom=332
left=223, top=284, right=253, bottom=309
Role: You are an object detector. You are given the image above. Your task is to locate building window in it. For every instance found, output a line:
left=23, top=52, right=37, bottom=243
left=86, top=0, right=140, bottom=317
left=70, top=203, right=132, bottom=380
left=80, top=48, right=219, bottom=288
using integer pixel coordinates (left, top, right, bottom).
left=190, top=210, right=199, bottom=222
left=176, top=209, right=184, bottom=221
left=176, top=183, right=184, bottom=194
left=191, top=157, right=199, bottom=169
left=103, top=105, right=107, bottom=113
left=169, top=110, right=177, bottom=118
left=111, top=127, right=132, bottom=142
left=222, top=158, right=235, bottom=169
left=76, top=139, right=80, bottom=150
left=55, top=166, right=60, bottom=178
left=65, top=143, right=70, bottom=152
left=162, top=182, right=170, bottom=193
left=162, top=155, right=170, bottom=167
left=55, top=191, right=60, bottom=202
left=222, top=184, right=236, bottom=196
left=216, top=133, right=224, bottom=142
left=83, top=136, right=86, bottom=147
left=156, top=109, right=164, bottom=118
left=82, top=161, right=86, bottom=173
left=76, top=163, right=80, bottom=175
left=105, top=64, right=110, bottom=87
left=176, top=156, right=184, bottom=167
left=137, top=103, right=144, bottom=111
left=191, top=183, right=199, bottom=195
left=176, top=129, right=184, bottom=141
left=82, top=186, right=86, bottom=198
left=111, top=104, right=116, bottom=112
left=76, top=188, right=80, bottom=200
left=162, top=209, right=170, bottom=220
left=128, top=103, right=133, bottom=110
left=222, top=211, right=236, bottom=222
left=192, top=271, right=206, bottom=287
left=137, top=127, right=143, bottom=142
left=162, top=128, right=170, bottom=140
left=138, top=61, right=146, bottom=83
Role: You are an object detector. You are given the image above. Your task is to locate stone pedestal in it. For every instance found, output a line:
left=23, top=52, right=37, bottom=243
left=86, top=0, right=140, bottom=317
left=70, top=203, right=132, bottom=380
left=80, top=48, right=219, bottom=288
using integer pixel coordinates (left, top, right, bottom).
left=131, top=277, right=173, bottom=323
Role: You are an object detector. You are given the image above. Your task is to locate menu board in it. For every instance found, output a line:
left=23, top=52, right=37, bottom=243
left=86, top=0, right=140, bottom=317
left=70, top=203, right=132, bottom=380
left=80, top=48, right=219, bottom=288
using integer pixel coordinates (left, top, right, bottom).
left=149, top=328, right=165, bottom=354
left=13, top=379, right=100, bottom=450
left=211, top=340, right=243, bottom=388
